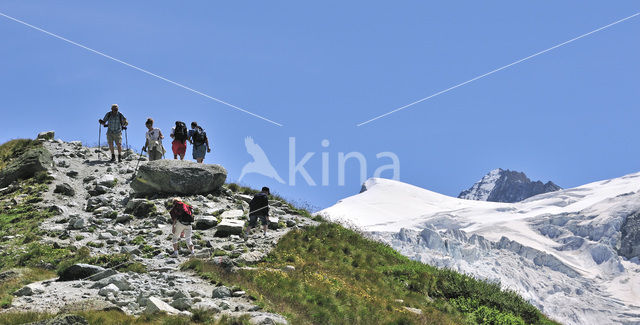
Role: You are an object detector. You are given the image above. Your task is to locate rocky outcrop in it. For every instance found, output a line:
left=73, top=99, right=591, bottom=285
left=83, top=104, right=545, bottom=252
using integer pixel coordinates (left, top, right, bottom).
left=27, top=314, right=88, bottom=325
left=130, top=160, right=227, bottom=195
left=459, top=168, right=561, bottom=203
left=0, top=146, right=52, bottom=187
left=36, top=131, right=55, bottom=141
left=619, top=212, right=640, bottom=260
left=58, top=264, right=106, bottom=281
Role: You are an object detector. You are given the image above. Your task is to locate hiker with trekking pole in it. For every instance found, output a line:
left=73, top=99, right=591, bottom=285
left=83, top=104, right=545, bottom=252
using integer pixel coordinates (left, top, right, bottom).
left=142, top=118, right=165, bottom=161
left=98, top=104, right=128, bottom=163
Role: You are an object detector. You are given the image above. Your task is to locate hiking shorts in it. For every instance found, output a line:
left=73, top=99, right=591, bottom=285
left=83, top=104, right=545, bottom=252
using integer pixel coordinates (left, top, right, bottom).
left=193, top=143, right=206, bottom=160
left=172, top=222, right=193, bottom=246
left=106, top=132, right=122, bottom=146
left=172, top=140, right=186, bottom=156
left=249, top=214, right=268, bottom=228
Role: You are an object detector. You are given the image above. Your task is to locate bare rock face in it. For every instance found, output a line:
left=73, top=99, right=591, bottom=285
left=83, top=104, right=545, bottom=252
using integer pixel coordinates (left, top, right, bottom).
left=459, top=168, right=561, bottom=203
left=130, top=160, right=227, bottom=195
left=0, top=146, right=53, bottom=187
left=619, top=212, right=640, bottom=260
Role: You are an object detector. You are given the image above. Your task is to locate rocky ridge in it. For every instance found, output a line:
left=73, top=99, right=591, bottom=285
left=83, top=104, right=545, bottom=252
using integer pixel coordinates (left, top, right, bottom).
left=458, top=168, right=561, bottom=203
left=4, top=135, right=318, bottom=324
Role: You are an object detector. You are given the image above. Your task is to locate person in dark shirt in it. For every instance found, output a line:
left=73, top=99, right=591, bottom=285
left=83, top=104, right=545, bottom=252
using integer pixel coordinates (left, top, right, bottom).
left=245, top=187, right=270, bottom=240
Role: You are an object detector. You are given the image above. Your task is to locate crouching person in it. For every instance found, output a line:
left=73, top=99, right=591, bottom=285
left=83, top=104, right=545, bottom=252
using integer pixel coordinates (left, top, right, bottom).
left=244, top=187, right=270, bottom=241
left=169, top=198, right=194, bottom=257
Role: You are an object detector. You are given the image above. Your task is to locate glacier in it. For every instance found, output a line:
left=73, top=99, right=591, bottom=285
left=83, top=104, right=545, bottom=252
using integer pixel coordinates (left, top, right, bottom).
left=318, top=173, right=640, bottom=324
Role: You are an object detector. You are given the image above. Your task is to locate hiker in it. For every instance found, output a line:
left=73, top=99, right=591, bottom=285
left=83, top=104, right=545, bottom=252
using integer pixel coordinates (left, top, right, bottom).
left=170, top=121, right=188, bottom=160
left=245, top=187, right=270, bottom=240
left=169, top=198, right=194, bottom=257
left=142, top=118, right=165, bottom=161
left=187, top=122, right=211, bottom=163
left=98, top=104, right=128, bottom=162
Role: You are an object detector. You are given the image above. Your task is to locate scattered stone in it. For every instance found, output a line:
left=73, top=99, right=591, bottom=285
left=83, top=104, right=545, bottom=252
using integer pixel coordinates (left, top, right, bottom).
left=98, top=283, right=120, bottom=296
left=65, top=170, right=79, bottom=178
left=215, top=219, right=245, bottom=237
left=170, top=297, right=193, bottom=311
left=97, top=175, right=117, bottom=188
left=232, top=290, right=246, bottom=297
left=37, top=131, right=55, bottom=141
left=220, top=210, right=244, bottom=219
left=212, top=286, right=231, bottom=298
left=115, top=214, right=133, bottom=224
left=83, top=175, right=96, bottom=183
left=130, top=160, right=227, bottom=195
left=88, top=185, right=110, bottom=196
left=403, top=307, right=423, bottom=315
left=59, top=264, right=105, bottom=281
left=283, top=265, right=295, bottom=272
left=125, top=199, right=157, bottom=218
left=194, top=216, right=219, bottom=230
left=54, top=183, right=75, bottom=196
left=27, top=314, right=88, bottom=325
left=145, top=296, right=181, bottom=315
left=268, top=217, right=281, bottom=230
left=87, top=269, right=118, bottom=282
left=67, top=217, right=86, bottom=230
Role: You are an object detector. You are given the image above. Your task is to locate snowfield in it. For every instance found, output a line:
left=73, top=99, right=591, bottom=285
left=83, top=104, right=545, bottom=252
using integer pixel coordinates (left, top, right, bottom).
left=318, top=174, right=640, bottom=325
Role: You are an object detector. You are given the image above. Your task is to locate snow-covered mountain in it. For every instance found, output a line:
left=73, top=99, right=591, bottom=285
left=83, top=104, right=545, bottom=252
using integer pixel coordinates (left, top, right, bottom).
left=318, top=174, right=640, bottom=325
left=458, top=168, right=561, bottom=202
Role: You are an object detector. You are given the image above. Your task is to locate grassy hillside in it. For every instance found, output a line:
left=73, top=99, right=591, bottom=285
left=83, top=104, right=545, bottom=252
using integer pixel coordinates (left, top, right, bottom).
left=183, top=222, right=556, bottom=325
left=0, top=139, right=558, bottom=324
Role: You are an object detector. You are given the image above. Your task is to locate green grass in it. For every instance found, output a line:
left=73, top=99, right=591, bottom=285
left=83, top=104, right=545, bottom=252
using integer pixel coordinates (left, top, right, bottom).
left=0, top=310, right=253, bottom=325
left=183, top=223, right=557, bottom=325
left=0, top=139, right=40, bottom=171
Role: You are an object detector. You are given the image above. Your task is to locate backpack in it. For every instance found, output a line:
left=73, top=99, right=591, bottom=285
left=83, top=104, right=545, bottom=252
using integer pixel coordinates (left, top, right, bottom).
left=171, top=202, right=194, bottom=224
left=174, top=122, right=188, bottom=142
left=249, top=192, right=269, bottom=216
left=192, top=126, right=207, bottom=145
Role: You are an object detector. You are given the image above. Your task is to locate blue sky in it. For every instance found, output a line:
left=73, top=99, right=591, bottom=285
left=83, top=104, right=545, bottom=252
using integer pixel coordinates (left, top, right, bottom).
left=1, top=1, right=638, bottom=209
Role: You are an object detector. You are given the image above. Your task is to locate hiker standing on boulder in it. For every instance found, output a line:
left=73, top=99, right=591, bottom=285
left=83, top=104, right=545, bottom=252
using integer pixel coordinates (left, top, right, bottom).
left=187, top=122, right=210, bottom=163
left=142, top=118, right=165, bottom=161
left=170, top=121, right=188, bottom=160
left=169, top=198, right=195, bottom=257
left=98, top=104, right=128, bottom=162
left=245, top=187, right=270, bottom=240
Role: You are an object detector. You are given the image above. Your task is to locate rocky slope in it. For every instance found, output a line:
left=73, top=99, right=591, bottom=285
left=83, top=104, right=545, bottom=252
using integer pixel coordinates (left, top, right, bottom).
left=458, top=168, right=561, bottom=203
left=2, top=135, right=318, bottom=324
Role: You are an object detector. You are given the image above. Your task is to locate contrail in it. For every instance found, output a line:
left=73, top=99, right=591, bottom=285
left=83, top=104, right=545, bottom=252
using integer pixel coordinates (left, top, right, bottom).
left=357, top=12, right=640, bottom=127
left=0, top=11, right=283, bottom=127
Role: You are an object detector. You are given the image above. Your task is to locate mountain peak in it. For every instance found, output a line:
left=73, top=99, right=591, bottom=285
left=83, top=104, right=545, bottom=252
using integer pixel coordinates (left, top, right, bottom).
left=458, top=169, right=561, bottom=203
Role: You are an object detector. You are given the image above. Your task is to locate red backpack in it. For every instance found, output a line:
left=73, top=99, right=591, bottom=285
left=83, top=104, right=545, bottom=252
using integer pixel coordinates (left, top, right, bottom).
left=171, top=202, right=194, bottom=224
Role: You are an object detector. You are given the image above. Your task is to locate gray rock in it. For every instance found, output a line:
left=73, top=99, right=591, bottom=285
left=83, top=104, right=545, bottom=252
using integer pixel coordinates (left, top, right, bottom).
left=27, top=314, right=88, bottom=325
left=59, top=264, right=105, bottom=281
left=97, top=175, right=117, bottom=188
left=170, top=297, right=193, bottom=311
left=98, top=283, right=120, bottom=296
left=215, top=219, right=245, bottom=237
left=65, top=170, right=79, bottom=178
left=619, top=211, right=640, bottom=260
left=54, top=183, right=75, bottom=196
left=268, top=217, right=280, bottom=230
left=249, top=314, right=288, bottom=325
left=115, top=214, right=133, bottom=224
left=87, top=269, right=118, bottom=281
left=458, top=168, right=561, bottom=203
left=124, top=199, right=157, bottom=218
left=37, top=131, right=55, bottom=141
left=212, top=286, right=231, bottom=298
left=194, top=216, right=219, bottom=230
left=130, top=160, right=227, bottom=195
left=88, top=185, right=110, bottom=196
left=91, top=274, right=132, bottom=291
left=68, top=218, right=86, bottom=230
left=193, top=301, right=221, bottom=313
left=145, top=296, right=181, bottom=315
left=0, top=147, right=53, bottom=187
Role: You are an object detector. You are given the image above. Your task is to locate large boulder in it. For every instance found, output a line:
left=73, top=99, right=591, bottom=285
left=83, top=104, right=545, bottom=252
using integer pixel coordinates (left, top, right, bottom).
left=36, top=131, right=55, bottom=141
left=145, top=296, right=181, bottom=315
left=0, top=146, right=52, bottom=187
left=215, top=219, right=245, bottom=237
left=130, top=160, right=227, bottom=195
left=58, top=264, right=105, bottom=281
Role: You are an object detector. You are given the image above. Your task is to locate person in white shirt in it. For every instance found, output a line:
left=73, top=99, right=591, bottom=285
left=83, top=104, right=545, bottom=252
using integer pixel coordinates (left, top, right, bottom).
left=142, top=118, right=165, bottom=161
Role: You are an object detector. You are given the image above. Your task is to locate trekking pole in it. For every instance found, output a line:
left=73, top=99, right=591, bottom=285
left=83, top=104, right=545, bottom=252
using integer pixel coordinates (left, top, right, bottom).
left=125, top=128, right=129, bottom=151
left=130, top=147, right=145, bottom=181
left=98, top=123, right=101, bottom=160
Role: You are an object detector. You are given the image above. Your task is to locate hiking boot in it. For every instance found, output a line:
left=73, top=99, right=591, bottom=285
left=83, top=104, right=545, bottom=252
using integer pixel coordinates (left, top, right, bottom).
left=243, top=232, right=249, bottom=242
left=171, top=251, right=179, bottom=258
left=110, top=154, right=116, bottom=162
left=118, top=154, right=122, bottom=163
